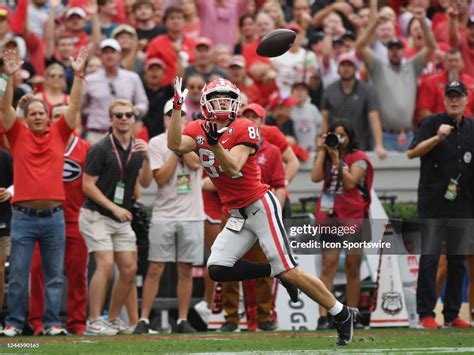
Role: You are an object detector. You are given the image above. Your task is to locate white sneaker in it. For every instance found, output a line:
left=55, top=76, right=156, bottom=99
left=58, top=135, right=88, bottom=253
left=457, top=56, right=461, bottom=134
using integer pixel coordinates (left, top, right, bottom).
left=194, top=300, right=211, bottom=324
left=86, top=319, right=119, bottom=336
left=1, top=326, right=22, bottom=337
left=109, top=318, right=128, bottom=334
left=44, top=326, right=68, bottom=336
left=121, top=324, right=136, bottom=335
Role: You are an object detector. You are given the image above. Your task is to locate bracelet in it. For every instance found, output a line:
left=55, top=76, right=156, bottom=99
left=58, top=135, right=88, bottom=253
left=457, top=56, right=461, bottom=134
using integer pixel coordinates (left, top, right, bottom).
left=74, top=72, right=86, bottom=82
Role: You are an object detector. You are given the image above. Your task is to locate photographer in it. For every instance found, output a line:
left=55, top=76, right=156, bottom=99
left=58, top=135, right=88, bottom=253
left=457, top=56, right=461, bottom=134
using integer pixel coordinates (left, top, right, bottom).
left=311, top=121, right=373, bottom=330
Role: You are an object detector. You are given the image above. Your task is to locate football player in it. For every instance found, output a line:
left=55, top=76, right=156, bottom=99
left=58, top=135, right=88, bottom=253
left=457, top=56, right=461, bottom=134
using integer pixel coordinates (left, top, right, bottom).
left=168, top=77, right=358, bottom=345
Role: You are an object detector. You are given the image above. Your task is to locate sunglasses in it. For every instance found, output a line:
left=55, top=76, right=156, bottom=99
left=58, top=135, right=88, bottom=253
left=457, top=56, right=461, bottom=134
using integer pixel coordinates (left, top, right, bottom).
left=109, top=82, right=116, bottom=97
left=113, top=112, right=135, bottom=119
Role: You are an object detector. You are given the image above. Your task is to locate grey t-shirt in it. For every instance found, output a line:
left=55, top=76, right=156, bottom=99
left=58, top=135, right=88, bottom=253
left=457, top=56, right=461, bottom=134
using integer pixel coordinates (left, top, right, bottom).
left=322, top=80, right=379, bottom=150
left=292, top=100, right=322, bottom=152
left=367, top=55, right=423, bottom=131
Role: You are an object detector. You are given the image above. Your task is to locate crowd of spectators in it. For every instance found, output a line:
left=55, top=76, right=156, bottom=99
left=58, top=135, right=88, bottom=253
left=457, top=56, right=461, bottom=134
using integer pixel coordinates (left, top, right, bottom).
left=0, top=0, right=473, bottom=336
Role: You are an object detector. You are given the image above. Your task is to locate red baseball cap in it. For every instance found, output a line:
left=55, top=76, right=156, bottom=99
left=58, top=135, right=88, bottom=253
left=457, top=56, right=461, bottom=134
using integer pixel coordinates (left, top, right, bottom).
left=286, top=23, right=301, bottom=34
left=268, top=93, right=298, bottom=110
left=195, top=37, right=213, bottom=49
left=337, top=53, right=357, bottom=66
left=241, top=103, right=266, bottom=119
left=145, top=58, right=166, bottom=70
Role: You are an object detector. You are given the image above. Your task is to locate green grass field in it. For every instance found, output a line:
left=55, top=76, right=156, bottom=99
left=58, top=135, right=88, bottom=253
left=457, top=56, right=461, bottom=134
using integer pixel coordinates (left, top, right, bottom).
left=0, top=328, right=473, bottom=354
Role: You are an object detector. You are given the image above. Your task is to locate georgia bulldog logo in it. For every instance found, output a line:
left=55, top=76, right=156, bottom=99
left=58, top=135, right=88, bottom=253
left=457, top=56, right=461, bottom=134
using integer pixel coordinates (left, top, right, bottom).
left=196, top=135, right=205, bottom=145
left=63, top=158, right=82, bottom=182
left=381, top=292, right=403, bottom=315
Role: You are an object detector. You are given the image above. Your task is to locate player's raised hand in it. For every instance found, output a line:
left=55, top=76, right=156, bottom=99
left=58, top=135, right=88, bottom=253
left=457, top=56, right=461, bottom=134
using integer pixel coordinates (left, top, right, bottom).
left=173, top=76, right=188, bottom=111
left=201, top=120, right=222, bottom=146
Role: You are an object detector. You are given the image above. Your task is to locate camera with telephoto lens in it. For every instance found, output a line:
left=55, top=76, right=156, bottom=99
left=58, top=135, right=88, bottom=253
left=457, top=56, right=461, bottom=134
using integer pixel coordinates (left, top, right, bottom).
left=325, top=133, right=344, bottom=148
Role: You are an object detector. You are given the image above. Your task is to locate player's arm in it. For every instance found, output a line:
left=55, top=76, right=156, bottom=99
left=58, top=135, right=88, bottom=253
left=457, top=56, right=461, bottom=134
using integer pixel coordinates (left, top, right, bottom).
left=83, top=173, right=132, bottom=222
left=211, top=144, right=254, bottom=178
left=202, top=176, right=217, bottom=192
left=1, top=50, right=21, bottom=131
left=407, top=124, right=452, bottom=159
left=167, top=77, right=197, bottom=154
left=65, top=48, right=88, bottom=130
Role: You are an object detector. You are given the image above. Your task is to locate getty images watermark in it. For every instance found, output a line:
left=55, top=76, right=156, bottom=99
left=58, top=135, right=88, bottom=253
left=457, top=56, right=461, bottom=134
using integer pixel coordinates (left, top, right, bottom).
left=288, top=223, right=392, bottom=252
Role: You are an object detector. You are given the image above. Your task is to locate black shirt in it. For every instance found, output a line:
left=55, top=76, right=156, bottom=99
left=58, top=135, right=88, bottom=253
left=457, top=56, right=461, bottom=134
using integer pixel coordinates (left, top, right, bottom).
left=84, top=134, right=144, bottom=221
left=410, top=113, right=474, bottom=218
left=136, top=26, right=166, bottom=42
left=0, top=149, right=12, bottom=236
left=265, top=116, right=296, bottom=140
left=143, top=84, right=174, bottom=138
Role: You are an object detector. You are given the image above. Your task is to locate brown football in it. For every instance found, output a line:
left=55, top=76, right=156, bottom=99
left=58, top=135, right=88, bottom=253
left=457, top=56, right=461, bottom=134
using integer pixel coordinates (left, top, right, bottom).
left=256, top=29, right=297, bottom=58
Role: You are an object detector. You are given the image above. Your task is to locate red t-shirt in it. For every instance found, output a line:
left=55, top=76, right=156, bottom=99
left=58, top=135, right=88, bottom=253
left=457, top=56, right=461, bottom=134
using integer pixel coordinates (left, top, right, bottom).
left=242, top=39, right=270, bottom=70
left=7, top=117, right=72, bottom=203
left=416, top=71, right=474, bottom=121
left=260, top=125, right=289, bottom=153
left=147, top=34, right=196, bottom=86
left=63, top=135, right=90, bottom=225
left=239, top=82, right=261, bottom=106
left=257, top=139, right=285, bottom=189
left=183, top=119, right=269, bottom=211
left=460, top=36, right=474, bottom=78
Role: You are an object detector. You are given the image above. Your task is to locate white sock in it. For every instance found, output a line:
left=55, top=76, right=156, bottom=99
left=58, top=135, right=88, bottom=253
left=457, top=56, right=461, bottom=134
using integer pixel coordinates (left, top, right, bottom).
left=328, top=301, right=344, bottom=316
left=140, top=318, right=149, bottom=324
left=177, top=318, right=187, bottom=324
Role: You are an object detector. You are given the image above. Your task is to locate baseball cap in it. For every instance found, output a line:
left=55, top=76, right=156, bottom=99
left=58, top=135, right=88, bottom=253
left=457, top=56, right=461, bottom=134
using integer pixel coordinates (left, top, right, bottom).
left=195, top=37, right=213, bottom=49
left=338, top=53, right=357, bottom=66
left=145, top=57, right=166, bottom=70
left=268, top=93, right=298, bottom=110
left=0, top=7, right=9, bottom=18
left=445, top=80, right=467, bottom=96
left=387, top=38, right=404, bottom=48
left=286, top=23, right=301, bottom=34
left=111, top=25, right=136, bottom=39
left=229, top=55, right=246, bottom=68
left=468, top=16, right=474, bottom=27
left=241, top=103, right=266, bottom=119
left=308, top=31, right=325, bottom=47
left=65, top=7, right=86, bottom=19
left=164, top=99, right=187, bottom=116
left=100, top=38, right=122, bottom=52
left=342, top=30, right=356, bottom=40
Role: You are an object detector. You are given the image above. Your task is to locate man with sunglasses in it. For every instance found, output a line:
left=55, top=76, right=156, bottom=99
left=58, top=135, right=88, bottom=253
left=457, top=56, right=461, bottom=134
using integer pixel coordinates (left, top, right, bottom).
left=80, top=99, right=153, bottom=335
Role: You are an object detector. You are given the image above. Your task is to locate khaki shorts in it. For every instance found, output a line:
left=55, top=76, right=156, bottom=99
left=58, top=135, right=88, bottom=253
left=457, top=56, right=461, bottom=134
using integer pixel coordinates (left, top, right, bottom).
left=0, top=236, right=11, bottom=257
left=149, top=220, right=204, bottom=264
left=79, top=208, right=137, bottom=253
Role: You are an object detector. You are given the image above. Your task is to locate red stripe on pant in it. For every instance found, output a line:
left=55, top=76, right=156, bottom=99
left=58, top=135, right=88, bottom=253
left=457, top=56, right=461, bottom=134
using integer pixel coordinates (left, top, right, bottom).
left=261, top=195, right=290, bottom=271
left=28, top=228, right=88, bottom=334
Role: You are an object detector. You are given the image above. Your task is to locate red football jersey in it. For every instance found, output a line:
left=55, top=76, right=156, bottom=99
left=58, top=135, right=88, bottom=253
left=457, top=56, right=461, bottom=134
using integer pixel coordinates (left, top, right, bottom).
left=260, top=125, right=289, bottom=154
left=63, top=135, right=90, bottom=225
left=257, top=140, right=285, bottom=189
left=184, top=119, right=269, bottom=211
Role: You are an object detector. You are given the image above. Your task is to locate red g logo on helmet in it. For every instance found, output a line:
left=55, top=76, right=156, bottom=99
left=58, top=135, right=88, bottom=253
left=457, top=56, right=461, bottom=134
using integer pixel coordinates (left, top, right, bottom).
left=200, top=78, right=241, bottom=121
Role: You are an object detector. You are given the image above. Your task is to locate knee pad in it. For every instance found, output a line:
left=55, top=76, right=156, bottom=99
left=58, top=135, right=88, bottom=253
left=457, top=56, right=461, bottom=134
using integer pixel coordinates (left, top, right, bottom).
left=208, top=265, right=230, bottom=282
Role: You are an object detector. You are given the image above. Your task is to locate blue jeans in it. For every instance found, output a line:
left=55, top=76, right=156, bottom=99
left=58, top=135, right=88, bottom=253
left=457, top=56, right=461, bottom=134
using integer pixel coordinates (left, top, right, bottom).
left=6, top=208, right=65, bottom=329
left=383, top=130, right=414, bottom=152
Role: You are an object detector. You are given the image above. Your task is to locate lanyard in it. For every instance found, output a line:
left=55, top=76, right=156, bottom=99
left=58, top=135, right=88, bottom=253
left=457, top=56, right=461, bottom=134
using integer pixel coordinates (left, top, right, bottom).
left=109, top=134, right=134, bottom=181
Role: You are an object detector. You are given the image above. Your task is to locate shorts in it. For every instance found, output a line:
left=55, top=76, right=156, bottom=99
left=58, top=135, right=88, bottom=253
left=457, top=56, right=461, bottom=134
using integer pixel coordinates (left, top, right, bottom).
left=207, top=191, right=297, bottom=277
left=79, top=208, right=137, bottom=253
left=148, top=220, right=204, bottom=264
left=0, top=236, right=11, bottom=256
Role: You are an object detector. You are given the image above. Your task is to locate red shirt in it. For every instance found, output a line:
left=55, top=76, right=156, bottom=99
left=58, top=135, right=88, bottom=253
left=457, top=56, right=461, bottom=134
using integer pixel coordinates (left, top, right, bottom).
left=460, top=36, right=474, bottom=78
left=203, top=190, right=223, bottom=222
left=183, top=119, right=268, bottom=211
left=63, top=135, right=90, bottom=225
left=147, top=34, right=196, bottom=86
left=238, top=82, right=261, bottom=106
left=260, top=125, right=289, bottom=153
left=257, top=139, right=285, bottom=189
left=416, top=71, right=474, bottom=121
left=242, top=39, right=270, bottom=70
left=6, top=117, right=72, bottom=203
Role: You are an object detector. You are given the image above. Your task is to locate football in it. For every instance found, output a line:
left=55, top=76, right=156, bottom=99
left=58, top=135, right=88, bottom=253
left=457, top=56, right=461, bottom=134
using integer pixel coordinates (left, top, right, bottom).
left=256, top=29, right=297, bottom=58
